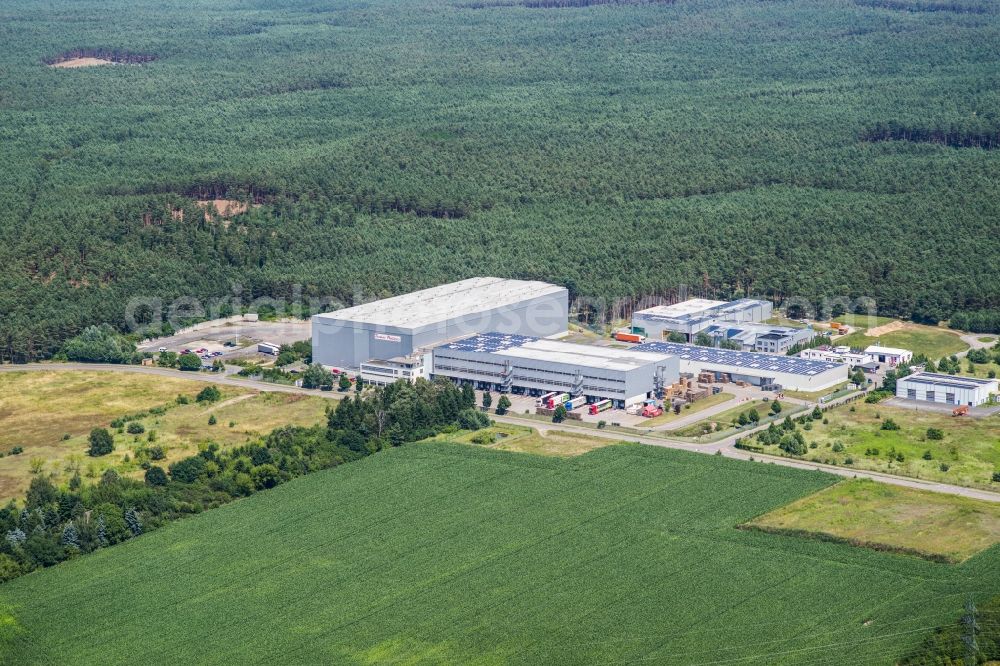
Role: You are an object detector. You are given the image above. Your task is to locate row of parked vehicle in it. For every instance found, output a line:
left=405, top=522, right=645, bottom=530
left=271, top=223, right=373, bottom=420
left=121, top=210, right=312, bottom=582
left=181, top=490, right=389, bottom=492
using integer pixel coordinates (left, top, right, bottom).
left=535, top=392, right=614, bottom=415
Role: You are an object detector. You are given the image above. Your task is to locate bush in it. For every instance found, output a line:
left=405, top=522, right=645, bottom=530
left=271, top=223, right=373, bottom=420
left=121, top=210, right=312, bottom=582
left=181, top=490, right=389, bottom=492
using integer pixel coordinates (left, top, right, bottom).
left=926, top=428, right=944, bottom=441
left=169, top=456, right=207, bottom=483
left=769, top=400, right=782, bottom=415
left=251, top=464, right=282, bottom=489
left=126, top=422, right=145, bottom=435
left=880, top=418, right=900, bottom=431
left=470, top=431, right=495, bottom=445
left=922, top=450, right=933, bottom=460
left=552, top=404, right=567, bottom=423
left=832, top=441, right=845, bottom=453
left=208, top=414, right=217, bottom=426
left=597, top=420, right=607, bottom=429
left=196, top=386, right=222, bottom=403
left=148, top=445, right=166, bottom=460
left=87, top=428, right=114, bottom=457
left=144, top=466, right=168, bottom=486
left=993, top=471, right=1000, bottom=483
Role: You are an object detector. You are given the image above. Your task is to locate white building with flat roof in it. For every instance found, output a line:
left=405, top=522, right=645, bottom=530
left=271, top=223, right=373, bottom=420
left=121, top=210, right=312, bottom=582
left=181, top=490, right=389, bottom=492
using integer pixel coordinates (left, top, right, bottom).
left=896, top=372, right=998, bottom=407
left=865, top=345, right=912, bottom=367
left=632, top=298, right=773, bottom=341
left=431, top=332, right=678, bottom=407
left=312, top=278, right=568, bottom=369
left=634, top=341, right=847, bottom=392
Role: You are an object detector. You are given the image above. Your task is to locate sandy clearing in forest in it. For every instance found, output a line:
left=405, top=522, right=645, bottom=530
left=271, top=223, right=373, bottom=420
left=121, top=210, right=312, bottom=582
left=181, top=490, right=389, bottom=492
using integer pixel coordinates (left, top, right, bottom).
left=865, top=320, right=907, bottom=336
left=49, top=57, right=116, bottom=68
left=197, top=199, right=259, bottom=220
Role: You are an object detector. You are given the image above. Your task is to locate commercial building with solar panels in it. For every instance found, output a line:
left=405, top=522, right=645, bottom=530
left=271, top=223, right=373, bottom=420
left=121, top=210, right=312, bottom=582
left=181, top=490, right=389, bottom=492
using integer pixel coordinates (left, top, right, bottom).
left=632, top=298, right=773, bottom=341
left=431, top=333, right=679, bottom=407
left=312, top=278, right=568, bottom=369
left=896, top=372, right=998, bottom=407
left=632, top=341, right=847, bottom=392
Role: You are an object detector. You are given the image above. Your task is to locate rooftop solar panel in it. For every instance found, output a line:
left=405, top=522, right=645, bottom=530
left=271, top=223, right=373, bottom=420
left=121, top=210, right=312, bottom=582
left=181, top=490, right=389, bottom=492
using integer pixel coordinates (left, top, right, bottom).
left=632, top=342, right=841, bottom=376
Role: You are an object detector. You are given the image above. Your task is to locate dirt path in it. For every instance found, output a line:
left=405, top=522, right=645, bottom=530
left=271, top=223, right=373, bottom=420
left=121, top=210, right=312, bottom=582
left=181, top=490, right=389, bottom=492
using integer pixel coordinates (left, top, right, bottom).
left=866, top=320, right=907, bottom=337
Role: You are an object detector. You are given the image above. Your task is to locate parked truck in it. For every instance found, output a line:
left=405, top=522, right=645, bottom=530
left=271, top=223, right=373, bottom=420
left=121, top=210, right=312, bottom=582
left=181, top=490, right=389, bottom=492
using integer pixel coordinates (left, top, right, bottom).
left=536, top=391, right=559, bottom=407
left=589, top=399, right=612, bottom=415
left=641, top=404, right=663, bottom=418
left=545, top=393, right=571, bottom=409
left=564, top=396, right=587, bottom=411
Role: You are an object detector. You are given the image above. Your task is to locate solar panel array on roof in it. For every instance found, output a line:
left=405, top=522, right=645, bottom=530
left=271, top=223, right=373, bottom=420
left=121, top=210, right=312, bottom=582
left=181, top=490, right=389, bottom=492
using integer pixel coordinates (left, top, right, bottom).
left=901, top=372, right=997, bottom=390
left=439, top=332, right=537, bottom=353
left=633, top=341, right=841, bottom=376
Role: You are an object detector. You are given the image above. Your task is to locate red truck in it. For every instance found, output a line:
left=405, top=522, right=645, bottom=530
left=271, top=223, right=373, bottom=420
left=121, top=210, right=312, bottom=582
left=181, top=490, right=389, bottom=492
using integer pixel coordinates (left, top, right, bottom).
left=614, top=331, right=646, bottom=344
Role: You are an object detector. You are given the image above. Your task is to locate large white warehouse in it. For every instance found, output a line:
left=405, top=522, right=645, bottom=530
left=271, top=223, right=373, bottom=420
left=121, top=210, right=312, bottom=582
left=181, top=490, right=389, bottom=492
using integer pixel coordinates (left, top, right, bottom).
left=431, top=332, right=679, bottom=408
left=896, top=372, right=998, bottom=407
left=632, top=298, right=773, bottom=341
left=312, top=278, right=568, bottom=369
left=633, top=341, right=847, bottom=392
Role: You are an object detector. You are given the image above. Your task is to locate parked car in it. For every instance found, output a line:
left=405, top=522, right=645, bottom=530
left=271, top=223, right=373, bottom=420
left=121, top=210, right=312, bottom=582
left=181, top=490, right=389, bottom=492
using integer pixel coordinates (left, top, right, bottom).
left=158, top=347, right=167, bottom=353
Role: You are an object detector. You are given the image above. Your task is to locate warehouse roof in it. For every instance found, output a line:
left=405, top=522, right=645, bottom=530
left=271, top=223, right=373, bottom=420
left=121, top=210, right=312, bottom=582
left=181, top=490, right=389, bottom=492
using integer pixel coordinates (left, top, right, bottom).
left=865, top=344, right=911, bottom=356
left=633, top=298, right=770, bottom=324
left=313, top=278, right=565, bottom=329
left=899, top=372, right=998, bottom=390
left=633, top=299, right=727, bottom=322
left=633, top=341, right=841, bottom=376
left=437, top=333, right=673, bottom=372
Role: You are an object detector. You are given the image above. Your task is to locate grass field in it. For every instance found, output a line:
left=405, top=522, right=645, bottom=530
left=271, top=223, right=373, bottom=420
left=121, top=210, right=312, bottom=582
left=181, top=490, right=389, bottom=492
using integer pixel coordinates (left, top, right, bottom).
left=757, top=401, right=1000, bottom=490
left=0, top=371, right=329, bottom=501
left=783, top=382, right=852, bottom=402
left=836, top=324, right=968, bottom=360
left=1, top=442, right=997, bottom=664
left=833, top=314, right=897, bottom=330
left=748, top=479, right=1000, bottom=563
left=671, top=398, right=791, bottom=440
left=638, top=391, right=735, bottom=427
left=430, top=423, right=616, bottom=457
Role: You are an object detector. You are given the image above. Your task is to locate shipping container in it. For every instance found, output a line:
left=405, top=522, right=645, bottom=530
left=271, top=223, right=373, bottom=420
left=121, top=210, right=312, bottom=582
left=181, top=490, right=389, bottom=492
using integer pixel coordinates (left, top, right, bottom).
left=614, top=331, right=646, bottom=344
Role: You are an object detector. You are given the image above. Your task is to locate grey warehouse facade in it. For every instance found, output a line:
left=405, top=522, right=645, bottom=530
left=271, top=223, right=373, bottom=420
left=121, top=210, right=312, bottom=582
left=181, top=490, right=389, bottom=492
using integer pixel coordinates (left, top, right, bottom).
left=432, top=333, right=679, bottom=408
left=312, top=278, right=568, bottom=369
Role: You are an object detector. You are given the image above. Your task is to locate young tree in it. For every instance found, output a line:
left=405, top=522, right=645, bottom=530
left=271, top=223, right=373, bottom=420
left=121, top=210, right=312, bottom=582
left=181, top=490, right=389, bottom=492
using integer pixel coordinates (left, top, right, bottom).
left=124, top=508, right=142, bottom=537
left=61, top=522, right=80, bottom=549
left=667, top=332, right=687, bottom=343
left=769, top=400, right=782, bottom=415
left=748, top=408, right=760, bottom=424
left=694, top=332, right=713, bottom=347
left=208, top=414, right=217, bottom=425
left=495, top=395, right=512, bottom=415
left=301, top=364, right=332, bottom=390
left=176, top=353, right=202, bottom=371
left=552, top=405, right=567, bottom=423
left=461, top=382, right=476, bottom=409
left=482, top=390, right=492, bottom=409
left=811, top=406, right=822, bottom=420
left=87, top=428, right=114, bottom=457
left=338, top=374, right=352, bottom=392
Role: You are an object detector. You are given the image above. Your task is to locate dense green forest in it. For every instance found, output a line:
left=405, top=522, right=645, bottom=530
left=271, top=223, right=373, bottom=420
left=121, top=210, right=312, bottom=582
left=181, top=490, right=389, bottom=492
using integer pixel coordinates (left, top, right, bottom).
left=1, top=0, right=999, bottom=360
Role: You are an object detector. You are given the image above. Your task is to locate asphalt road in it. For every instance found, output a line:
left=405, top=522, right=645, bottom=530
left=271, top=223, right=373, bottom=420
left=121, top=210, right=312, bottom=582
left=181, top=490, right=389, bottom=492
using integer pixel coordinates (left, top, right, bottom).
left=3, top=362, right=999, bottom=503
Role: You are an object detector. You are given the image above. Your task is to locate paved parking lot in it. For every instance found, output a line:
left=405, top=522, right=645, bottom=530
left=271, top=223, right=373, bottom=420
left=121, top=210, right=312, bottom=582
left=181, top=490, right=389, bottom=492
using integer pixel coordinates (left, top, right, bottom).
left=139, top=319, right=312, bottom=361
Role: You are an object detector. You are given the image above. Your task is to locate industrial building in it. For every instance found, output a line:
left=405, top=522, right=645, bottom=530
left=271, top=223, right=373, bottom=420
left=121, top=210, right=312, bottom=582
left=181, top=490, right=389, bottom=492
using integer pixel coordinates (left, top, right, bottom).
left=633, top=341, right=848, bottom=392
left=358, top=354, right=430, bottom=386
left=701, top=322, right=814, bottom=353
left=312, top=278, right=568, bottom=369
left=632, top=298, right=773, bottom=341
left=431, top=332, right=678, bottom=407
left=865, top=344, right=912, bottom=367
left=800, top=345, right=873, bottom=366
left=896, top=372, right=998, bottom=407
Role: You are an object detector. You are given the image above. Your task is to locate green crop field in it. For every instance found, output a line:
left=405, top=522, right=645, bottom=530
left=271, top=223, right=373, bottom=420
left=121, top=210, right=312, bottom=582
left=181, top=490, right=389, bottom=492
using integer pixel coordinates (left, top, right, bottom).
left=2, top=442, right=996, bottom=664
left=836, top=324, right=968, bottom=359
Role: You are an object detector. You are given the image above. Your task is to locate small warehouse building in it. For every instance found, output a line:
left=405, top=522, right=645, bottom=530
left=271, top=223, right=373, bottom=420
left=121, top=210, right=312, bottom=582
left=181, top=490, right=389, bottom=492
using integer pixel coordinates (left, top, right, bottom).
left=896, top=373, right=998, bottom=407
left=431, top=333, right=679, bottom=408
left=633, top=341, right=847, bottom=392
left=865, top=344, right=912, bottom=367
left=702, top=322, right=814, bottom=353
left=312, top=278, right=568, bottom=369
left=632, top=298, right=773, bottom=341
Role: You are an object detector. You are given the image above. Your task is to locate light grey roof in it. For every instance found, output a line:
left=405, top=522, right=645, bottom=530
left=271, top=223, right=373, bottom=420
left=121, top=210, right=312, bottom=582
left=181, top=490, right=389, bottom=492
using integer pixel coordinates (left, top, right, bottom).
left=634, top=341, right=841, bottom=376
left=900, top=372, right=998, bottom=390
left=313, top=278, right=565, bottom=329
left=437, top=333, right=673, bottom=372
